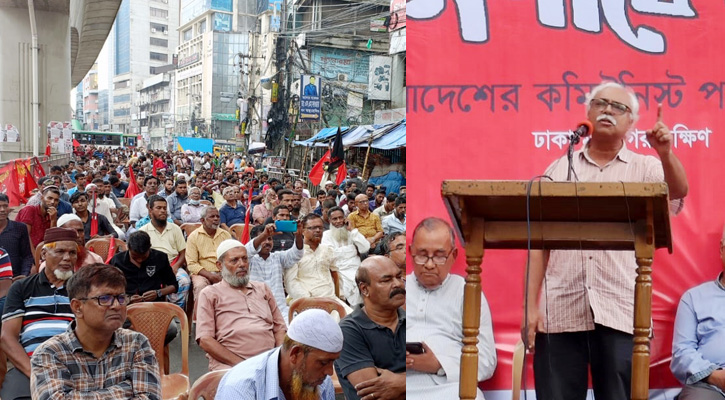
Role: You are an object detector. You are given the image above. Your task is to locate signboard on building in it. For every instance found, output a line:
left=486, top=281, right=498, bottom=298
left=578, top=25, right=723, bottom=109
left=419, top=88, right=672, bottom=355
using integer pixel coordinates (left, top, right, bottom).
left=368, top=55, right=392, bottom=100
left=213, top=13, right=232, bottom=31
left=374, top=108, right=405, bottom=126
left=389, top=0, right=406, bottom=31
left=0, top=124, right=20, bottom=142
left=178, top=53, right=200, bottom=68
left=177, top=66, right=203, bottom=82
left=47, top=122, right=72, bottom=154
left=300, top=74, right=321, bottom=120
left=212, top=113, right=237, bottom=121
left=311, top=48, right=370, bottom=84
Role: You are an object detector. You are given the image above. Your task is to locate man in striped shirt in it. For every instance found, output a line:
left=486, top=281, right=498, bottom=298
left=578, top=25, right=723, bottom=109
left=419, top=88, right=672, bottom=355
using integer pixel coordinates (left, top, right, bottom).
left=523, top=82, right=689, bottom=400
left=0, top=227, right=79, bottom=400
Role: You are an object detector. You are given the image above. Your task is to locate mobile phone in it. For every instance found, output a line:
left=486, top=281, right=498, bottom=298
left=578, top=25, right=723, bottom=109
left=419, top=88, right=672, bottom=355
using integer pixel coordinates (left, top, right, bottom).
left=275, top=220, right=298, bottom=233
left=406, top=342, right=425, bottom=354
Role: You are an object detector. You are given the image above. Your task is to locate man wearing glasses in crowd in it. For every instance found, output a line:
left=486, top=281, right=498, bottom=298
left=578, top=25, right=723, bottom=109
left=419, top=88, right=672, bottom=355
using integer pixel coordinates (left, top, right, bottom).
left=30, top=264, right=161, bottom=400
left=406, top=218, right=496, bottom=400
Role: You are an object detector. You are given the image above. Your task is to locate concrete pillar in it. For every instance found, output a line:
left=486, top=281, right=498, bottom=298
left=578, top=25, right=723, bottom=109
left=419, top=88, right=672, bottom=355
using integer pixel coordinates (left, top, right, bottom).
left=0, top=5, right=71, bottom=161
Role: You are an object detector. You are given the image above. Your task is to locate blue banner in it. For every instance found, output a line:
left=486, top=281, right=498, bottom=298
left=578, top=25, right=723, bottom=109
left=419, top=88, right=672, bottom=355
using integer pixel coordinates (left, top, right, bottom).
left=300, top=75, right=321, bottom=120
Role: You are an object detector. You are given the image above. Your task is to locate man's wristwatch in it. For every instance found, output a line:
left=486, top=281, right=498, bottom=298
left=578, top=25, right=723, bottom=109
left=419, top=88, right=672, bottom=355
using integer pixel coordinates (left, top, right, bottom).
left=156, top=289, right=163, bottom=299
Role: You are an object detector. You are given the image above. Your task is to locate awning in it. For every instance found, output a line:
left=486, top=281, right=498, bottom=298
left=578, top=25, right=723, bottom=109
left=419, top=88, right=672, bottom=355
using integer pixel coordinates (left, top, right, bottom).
left=293, top=126, right=350, bottom=147
left=293, top=120, right=405, bottom=149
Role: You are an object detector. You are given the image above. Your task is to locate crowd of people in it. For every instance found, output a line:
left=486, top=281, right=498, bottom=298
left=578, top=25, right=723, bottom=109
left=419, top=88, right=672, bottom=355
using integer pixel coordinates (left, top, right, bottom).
left=0, top=147, right=406, bottom=400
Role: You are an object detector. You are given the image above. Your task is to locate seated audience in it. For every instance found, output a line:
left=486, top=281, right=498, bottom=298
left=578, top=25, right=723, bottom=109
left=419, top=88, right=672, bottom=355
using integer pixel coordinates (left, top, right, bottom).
left=180, top=186, right=205, bottom=224
left=382, top=195, right=406, bottom=235
left=348, top=194, right=384, bottom=247
left=30, top=264, right=161, bottom=400
left=185, top=206, right=231, bottom=303
left=196, top=239, right=286, bottom=371
left=406, top=218, right=497, bottom=400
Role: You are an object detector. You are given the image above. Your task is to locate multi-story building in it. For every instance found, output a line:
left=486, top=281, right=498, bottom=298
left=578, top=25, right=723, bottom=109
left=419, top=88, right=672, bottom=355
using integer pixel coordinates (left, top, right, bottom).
left=82, top=63, right=101, bottom=130
left=174, top=0, right=256, bottom=141
left=139, top=72, right=175, bottom=150
left=111, top=0, right=180, bottom=136
left=98, top=90, right=110, bottom=130
left=75, top=83, right=84, bottom=123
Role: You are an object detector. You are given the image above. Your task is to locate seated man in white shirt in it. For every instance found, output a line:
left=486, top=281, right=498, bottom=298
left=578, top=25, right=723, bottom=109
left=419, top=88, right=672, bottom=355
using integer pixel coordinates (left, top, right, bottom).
left=406, top=217, right=497, bottom=400
left=320, top=206, right=369, bottom=306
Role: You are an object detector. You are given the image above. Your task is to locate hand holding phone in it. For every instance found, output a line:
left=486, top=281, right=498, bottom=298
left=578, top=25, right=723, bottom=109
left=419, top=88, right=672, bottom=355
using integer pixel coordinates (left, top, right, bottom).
left=275, top=220, right=298, bottom=233
left=406, top=342, right=425, bottom=354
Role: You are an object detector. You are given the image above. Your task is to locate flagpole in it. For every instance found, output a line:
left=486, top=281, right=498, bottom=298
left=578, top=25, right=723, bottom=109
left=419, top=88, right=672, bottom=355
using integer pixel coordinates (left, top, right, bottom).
left=361, top=135, right=374, bottom=179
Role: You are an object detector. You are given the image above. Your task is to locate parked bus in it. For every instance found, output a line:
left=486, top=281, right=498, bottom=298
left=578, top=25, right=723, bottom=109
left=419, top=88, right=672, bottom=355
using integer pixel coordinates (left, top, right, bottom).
left=73, top=131, right=138, bottom=148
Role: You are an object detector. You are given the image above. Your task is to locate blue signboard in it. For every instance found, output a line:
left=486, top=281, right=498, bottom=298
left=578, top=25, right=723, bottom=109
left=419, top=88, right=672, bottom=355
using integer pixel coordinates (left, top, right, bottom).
left=300, top=74, right=321, bottom=120
left=213, top=13, right=231, bottom=31
left=310, top=47, right=370, bottom=84
left=211, top=0, right=233, bottom=12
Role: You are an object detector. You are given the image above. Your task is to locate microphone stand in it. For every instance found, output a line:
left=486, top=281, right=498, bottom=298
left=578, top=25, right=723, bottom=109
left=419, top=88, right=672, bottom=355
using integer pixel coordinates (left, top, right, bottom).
left=566, top=130, right=586, bottom=181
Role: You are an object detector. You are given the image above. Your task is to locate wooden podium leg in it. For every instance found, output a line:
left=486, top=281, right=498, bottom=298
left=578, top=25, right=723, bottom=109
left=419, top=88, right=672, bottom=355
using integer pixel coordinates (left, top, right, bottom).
left=460, top=218, right=484, bottom=400
left=632, top=207, right=655, bottom=400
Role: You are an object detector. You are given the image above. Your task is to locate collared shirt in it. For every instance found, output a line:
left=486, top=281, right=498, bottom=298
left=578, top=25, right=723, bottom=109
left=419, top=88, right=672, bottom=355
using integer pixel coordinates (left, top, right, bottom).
left=0, top=220, right=34, bottom=276
left=284, top=244, right=338, bottom=301
left=80, top=213, right=117, bottom=241
left=139, top=222, right=186, bottom=263
left=406, top=274, right=496, bottom=399
left=196, top=280, right=286, bottom=371
left=165, top=192, right=189, bottom=221
left=320, top=229, right=369, bottom=305
left=372, top=205, right=393, bottom=219
left=129, top=192, right=150, bottom=222
left=252, top=204, right=273, bottom=224
left=671, top=273, right=725, bottom=389
left=110, top=249, right=178, bottom=296
left=15, top=204, right=51, bottom=247
left=112, top=181, right=129, bottom=198
left=335, top=305, right=406, bottom=400
left=185, top=226, right=231, bottom=274
left=540, top=142, right=684, bottom=334
left=246, top=239, right=304, bottom=324
left=180, top=203, right=204, bottom=223
left=2, top=271, right=73, bottom=356
left=220, top=201, right=247, bottom=226
left=347, top=211, right=382, bottom=239
left=30, top=323, right=161, bottom=400
left=382, top=214, right=406, bottom=235
left=216, top=347, right=335, bottom=400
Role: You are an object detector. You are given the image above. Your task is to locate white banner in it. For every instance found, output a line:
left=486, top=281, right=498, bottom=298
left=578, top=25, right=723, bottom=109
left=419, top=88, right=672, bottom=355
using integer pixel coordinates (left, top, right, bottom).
left=368, top=55, right=392, bottom=100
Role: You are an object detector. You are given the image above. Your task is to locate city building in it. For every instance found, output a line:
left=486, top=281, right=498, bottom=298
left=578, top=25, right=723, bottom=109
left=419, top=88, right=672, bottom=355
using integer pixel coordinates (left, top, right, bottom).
left=82, top=63, right=101, bottom=130
left=174, top=0, right=256, bottom=141
left=111, top=0, right=181, bottom=138
left=138, top=72, right=175, bottom=150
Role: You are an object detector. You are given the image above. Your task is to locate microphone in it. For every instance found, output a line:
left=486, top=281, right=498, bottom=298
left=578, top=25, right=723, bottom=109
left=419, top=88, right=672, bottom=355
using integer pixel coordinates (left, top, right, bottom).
left=573, top=120, right=593, bottom=138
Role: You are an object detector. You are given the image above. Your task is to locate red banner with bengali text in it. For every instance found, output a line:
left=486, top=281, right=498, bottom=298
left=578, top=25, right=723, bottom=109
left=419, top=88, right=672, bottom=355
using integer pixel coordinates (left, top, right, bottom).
left=409, top=1, right=725, bottom=396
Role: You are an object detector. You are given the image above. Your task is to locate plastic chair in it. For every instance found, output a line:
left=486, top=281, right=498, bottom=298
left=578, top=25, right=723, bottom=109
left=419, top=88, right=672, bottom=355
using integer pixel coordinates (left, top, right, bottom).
left=34, top=241, right=45, bottom=268
left=187, top=369, right=229, bottom=400
left=127, top=302, right=190, bottom=400
left=119, top=198, right=132, bottom=208
left=229, top=224, right=247, bottom=241
left=511, top=339, right=526, bottom=400
left=288, top=297, right=347, bottom=394
left=180, top=223, right=201, bottom=239
left=86, top=238, right=127, bottom=262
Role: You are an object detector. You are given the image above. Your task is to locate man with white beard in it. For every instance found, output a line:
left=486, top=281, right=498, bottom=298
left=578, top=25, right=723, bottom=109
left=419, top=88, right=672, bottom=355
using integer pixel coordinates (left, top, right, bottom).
left=0, top=228, right=78, bottom=400
left=321, top=206, right=370, bottom=306
left=196, top=239, right=286, bottom=371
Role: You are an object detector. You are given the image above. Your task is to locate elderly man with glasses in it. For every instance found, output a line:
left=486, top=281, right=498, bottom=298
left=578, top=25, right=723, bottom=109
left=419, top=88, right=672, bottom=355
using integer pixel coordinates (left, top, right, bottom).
left=523, top=81, right=688, bottom=400
left=406, top=217, right=496, bottom=400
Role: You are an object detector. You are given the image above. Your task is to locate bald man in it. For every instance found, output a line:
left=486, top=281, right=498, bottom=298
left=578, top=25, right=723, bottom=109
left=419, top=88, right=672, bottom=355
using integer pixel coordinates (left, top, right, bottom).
left=347, top=194, right=383, bottom=247
left=335, top=256, right=406, bottom=400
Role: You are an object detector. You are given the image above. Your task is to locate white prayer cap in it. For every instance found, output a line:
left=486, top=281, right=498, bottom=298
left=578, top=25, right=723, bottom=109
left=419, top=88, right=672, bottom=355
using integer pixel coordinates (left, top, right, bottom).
left=216, top=239, right=244, bottom=260
left=57, top=213, right=82, bottom=227
left=324, top=181, right=334, bottom=186
left=85, top=183, right=98, bottom=192
left=287, top=309, right=343, bottom=353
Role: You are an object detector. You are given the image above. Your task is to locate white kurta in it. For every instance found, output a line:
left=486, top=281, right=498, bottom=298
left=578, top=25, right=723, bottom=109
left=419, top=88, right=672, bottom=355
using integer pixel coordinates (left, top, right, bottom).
left=406, top=274, right=497, bottom=400
left=320, top=228, right=370, bottom=306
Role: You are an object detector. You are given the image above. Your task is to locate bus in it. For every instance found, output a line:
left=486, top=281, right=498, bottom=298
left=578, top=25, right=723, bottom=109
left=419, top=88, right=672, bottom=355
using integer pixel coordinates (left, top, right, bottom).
left=73, top=131, right=138, bottom=148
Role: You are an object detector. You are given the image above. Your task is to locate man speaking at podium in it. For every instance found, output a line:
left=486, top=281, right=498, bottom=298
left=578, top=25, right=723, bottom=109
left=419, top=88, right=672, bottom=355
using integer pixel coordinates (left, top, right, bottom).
left=522, top=82, right=689, bottom=400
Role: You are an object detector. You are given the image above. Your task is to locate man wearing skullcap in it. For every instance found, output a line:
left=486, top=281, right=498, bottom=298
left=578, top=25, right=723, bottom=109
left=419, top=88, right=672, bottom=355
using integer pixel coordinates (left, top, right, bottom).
left=216, top=309, right=342, bottom=400
left=196, top=238, right=286, bottom=371
left=38, top=214, right=103, bottom=272
left=0, top=227, right=78, bottom=400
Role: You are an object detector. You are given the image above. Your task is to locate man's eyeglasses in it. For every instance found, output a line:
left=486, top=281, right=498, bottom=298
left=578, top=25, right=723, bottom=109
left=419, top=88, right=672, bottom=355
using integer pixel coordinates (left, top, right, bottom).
left=412, top=249, right=454, bottom=265
left=590, top=98, right=631, bottom=116
left=80, top=294, right=130, bottom=306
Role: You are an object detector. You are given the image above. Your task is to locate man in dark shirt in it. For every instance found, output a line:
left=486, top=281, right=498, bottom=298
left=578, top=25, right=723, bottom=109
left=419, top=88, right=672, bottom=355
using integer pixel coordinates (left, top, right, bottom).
left=262, top=206, right=295, bottom=253
left=0, top=194, right=34, bottom=277
left=109, top=176, right=129, bottom=198
left=334, top=256, right=405, bottom=400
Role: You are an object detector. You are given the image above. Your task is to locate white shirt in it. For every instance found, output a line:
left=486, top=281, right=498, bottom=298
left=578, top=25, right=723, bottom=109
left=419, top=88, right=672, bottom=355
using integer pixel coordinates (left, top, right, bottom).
left=129, top=192, right=149, bottom=222
left=406, top=273, right=497, bottom=400
left=320, top=229, right=370, bottom=306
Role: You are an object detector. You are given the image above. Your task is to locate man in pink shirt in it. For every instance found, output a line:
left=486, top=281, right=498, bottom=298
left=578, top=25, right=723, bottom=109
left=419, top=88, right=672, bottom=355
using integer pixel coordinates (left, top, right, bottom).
left=195, top=239, right=286, bottom=371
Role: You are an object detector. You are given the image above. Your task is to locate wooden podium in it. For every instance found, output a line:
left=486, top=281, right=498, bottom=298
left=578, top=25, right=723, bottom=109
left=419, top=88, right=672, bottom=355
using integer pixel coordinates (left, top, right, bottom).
left=441, top=180, right=673, bottom=400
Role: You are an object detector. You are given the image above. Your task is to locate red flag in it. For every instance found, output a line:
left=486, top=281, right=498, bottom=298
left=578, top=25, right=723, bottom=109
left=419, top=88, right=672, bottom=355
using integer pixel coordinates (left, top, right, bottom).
left=45, top=140, right=51, bottom=157
left=31, top=157, right=46, bottom=180
left=15, top=160, right=38, bottom=200
left=104, top=237, right=116, bottom=264
left=152, top=157, right=164, bottom=177
left=125, top=167, right=141, bottom=198
left=0, top=163, right=22, bottom=207
left=90, top=190, right=99, bottom=237
left=308, top=150, right=331, bottom=186
left=336, top=162, right=347, bottom=186
left=240, top=184, right=254, bottom=244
